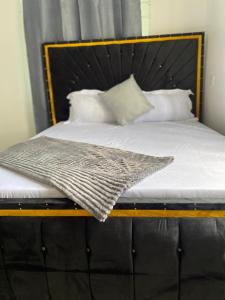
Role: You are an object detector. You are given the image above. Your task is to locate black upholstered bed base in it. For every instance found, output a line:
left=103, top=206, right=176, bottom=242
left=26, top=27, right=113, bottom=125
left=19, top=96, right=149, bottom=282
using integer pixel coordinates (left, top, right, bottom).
left=1, top=216, right=225, bottom=300
left=1, top=198, right=225, bottom=299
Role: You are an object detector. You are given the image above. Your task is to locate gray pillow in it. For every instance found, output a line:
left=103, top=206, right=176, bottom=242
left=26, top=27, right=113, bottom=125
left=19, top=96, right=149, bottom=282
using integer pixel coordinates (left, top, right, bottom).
left=101, top=75, right=153, bottom=125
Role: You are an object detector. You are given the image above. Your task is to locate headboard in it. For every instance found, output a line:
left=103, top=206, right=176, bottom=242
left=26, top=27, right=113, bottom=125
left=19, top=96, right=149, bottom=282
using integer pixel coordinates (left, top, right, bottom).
left=43, top=32, right=204, bottom=125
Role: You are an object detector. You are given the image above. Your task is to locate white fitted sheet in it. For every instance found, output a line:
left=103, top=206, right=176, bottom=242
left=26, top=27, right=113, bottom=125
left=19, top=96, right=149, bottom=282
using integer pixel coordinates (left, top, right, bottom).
left=1, top=119, right=225, bottom=201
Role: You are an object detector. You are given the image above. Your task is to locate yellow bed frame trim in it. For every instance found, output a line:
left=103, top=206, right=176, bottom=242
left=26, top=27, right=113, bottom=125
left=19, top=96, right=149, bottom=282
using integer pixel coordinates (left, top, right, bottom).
left=44, top=34, right=203, bottom=125
left=0, top=209, right=224, bottom=218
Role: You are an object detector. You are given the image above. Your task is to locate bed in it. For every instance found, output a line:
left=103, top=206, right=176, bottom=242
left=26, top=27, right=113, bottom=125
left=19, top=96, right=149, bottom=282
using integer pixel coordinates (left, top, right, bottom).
left=2, top=32, right=225, bottom=300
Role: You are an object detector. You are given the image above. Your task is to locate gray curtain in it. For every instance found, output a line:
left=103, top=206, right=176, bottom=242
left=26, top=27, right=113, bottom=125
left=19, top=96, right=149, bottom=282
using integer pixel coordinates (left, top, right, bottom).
left=23, top=0, right=142, bottom=132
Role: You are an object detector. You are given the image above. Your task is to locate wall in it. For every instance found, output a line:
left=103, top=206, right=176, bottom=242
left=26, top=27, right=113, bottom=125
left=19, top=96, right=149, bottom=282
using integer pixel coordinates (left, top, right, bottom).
left=204, top=0, right=225, bottom=135
left=148, top=0, right=208, bottom=35
left=0, top=0, right=35, bottom=151
left=141, top=0, right=150, bottom=36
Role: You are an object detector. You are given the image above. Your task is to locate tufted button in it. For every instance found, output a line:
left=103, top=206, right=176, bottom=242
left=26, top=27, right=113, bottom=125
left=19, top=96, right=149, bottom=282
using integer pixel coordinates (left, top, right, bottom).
left=86, top=247, right=91, bottom=254
left=87, top=63, right=91, bottom=68
left=159, top=64, right=163, bottom=69
left=132, top=249, right=136, bottom=254
left=177, top=247, right=182, bottom=254
left=41, top=246, right=46, bottom=252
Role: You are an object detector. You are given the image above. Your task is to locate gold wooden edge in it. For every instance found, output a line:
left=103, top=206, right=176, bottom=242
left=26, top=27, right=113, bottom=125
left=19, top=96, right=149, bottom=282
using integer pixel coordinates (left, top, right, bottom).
left=44, top=46, right=57, bottom=125
left=44, top=34, right=203, bottom=125
left=196, top=34, right=203, bottom=118
left=45, top=35, right=202, bottom=49
left=0, top=209, right=225, bottom=218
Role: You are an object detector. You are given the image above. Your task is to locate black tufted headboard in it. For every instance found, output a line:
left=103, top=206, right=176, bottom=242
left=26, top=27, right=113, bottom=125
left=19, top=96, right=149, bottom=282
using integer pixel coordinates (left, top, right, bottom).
left=43, top=33, right=204, bottom=125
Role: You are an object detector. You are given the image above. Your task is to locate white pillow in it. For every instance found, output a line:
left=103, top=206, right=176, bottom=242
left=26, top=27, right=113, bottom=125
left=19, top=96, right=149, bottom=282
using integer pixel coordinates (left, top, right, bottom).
left=78, top=89, right=103, bottom=95
left=135, top=89, right=194, bottom=122
left=67, top=92, right=115, bottom=124
left=148, top=88, right=192, bottom=95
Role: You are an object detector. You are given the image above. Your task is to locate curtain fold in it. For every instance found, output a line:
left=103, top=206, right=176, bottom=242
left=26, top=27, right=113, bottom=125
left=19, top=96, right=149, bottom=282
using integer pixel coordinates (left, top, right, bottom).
left=23, top=0, right=142, bottom=132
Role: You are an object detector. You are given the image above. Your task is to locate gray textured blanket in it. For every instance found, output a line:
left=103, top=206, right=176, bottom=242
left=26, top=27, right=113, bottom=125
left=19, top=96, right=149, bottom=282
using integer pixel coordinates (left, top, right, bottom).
left=0, top=137, right=173, bottom=221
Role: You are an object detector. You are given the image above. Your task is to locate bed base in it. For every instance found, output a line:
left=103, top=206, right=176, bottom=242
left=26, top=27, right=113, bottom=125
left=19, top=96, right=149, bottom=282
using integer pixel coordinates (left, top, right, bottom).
left=1, top=199, right=225, bottom=299
left=1, top=214, right=225, bottom=300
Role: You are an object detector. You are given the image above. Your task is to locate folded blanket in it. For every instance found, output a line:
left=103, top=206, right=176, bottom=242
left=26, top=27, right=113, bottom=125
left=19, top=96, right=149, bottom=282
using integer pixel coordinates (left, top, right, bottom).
left=0, top=137, right=173, bottom=221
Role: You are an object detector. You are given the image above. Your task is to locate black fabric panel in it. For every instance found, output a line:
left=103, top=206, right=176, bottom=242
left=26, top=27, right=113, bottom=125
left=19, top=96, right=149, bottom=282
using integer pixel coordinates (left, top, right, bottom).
left=7, top=271, right=49, bottom=300
left=0, top=246, right=12, bottom=300
left=0, top=217, right=49, bottom=300
left=90, top=274, right=133, bottom=300
left=48, top=272, right=91, bottom=300
left=42, top=218, right=88, bottom=271
left=0, top=218, right=44, bottom=268
left=87, top=218, right=133, bottom=273
left=133, top=219, right=179, bottom=300
left=179, top=219, right=225, bottom=300
left=44, top=34, right=204, bottom=123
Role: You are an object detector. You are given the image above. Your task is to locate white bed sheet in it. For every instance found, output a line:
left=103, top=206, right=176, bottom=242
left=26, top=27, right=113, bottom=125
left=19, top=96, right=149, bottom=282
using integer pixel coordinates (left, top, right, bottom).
left=1, top=119, right=225, bottom=201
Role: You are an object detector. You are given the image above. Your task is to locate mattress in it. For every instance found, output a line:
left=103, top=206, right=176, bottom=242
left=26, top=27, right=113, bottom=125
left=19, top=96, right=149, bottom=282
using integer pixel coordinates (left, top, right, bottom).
left=1, top=119, right=225, bottom=203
